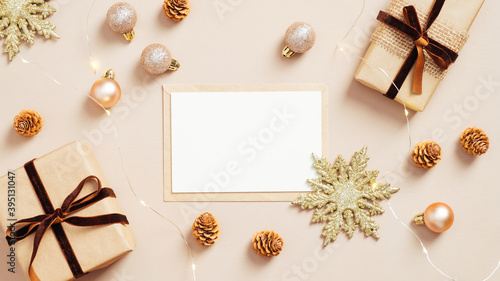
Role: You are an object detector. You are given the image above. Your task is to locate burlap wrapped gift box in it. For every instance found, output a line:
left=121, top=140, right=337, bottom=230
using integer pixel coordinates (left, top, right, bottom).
left=355, top=0, right=484, bottom=112
left=0, top=142, right=135, bottom=281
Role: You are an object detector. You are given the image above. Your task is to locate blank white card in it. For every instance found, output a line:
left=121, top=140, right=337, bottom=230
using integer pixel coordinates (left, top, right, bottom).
left=170, top=91, right=323, bottom=193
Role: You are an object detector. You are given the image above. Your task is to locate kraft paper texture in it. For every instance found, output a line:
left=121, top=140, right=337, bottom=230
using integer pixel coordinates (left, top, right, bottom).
left=0, top=142, right=136, bottom=281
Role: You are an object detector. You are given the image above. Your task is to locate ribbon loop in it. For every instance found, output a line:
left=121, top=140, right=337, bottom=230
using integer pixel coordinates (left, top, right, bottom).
left=403, top=5, right=421, bottom=32
left=377, top=0, right=458, bottom=96
left=5, top=162, right=129, bottom=281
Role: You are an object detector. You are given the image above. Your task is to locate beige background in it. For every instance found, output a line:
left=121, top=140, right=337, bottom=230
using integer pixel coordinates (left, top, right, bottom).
left=0, top=0, right=498, bottom=280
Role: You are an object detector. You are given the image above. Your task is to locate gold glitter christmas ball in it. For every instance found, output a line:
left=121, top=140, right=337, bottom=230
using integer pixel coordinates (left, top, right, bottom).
left=283, top=22, right=316, bottom=57
left=140, top=44, right=180, bottom=74
left=106, top=2, right=137, bottom=41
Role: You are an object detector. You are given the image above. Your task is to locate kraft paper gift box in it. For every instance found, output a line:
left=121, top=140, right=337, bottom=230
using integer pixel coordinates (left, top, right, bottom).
left=355, top=0, right=484, bottom=112
left=0, top=141, right=135, bottom=281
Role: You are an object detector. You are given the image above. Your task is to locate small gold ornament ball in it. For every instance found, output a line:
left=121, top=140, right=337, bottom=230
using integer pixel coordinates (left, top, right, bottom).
left=106, top=2, right=137, bottom=34
left=412, top=141, right=442, bottom=169
left=285, top=22, right=316, bottom=54
left=141, top=44, right=174, bottom=74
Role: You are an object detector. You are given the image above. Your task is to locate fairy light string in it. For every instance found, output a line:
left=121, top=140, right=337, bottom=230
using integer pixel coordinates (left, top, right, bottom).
left=85, top=0, right=197, bottom=280
left=335, top=1, right=499, bottom=280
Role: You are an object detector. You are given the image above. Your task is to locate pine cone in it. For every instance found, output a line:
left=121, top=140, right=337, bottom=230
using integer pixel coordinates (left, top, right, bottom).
left=460, top=127, right=489, bottom=156
left=412, top=141, right=442, bottom=169
left=13, top=109, right=44, bottom=137
left=252, top=230, right=283, bottom=257
left=163, top=0, right=191, bottom=22
left=192, top=212, right=220, bottom=246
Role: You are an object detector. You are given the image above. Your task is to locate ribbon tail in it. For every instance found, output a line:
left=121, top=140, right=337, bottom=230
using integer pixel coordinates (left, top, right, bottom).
left=412, top=45, right=425, bottom=94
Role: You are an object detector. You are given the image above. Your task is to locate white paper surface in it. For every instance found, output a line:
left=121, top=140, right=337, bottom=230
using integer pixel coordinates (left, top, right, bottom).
left=170, top=91, right=323, bottom=193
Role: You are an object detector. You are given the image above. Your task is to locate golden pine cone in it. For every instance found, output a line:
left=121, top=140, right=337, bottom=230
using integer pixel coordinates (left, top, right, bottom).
left=192, top=212, right=220, bottom=246
left=412, top=141, right=442, bottom=169
left=252, top=230, right=283, bottom=257
left=460, top=127, right=489, bottom=156
left=13, top=109, right=44, bottom=137
left=163, top=0, right=191, bottom=22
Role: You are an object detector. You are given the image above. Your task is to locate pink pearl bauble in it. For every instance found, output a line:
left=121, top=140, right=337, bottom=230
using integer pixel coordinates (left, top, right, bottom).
left=106, top=2, right=137, bottom=34
left=90, top=77, right=121, bottom=109
left=423, top=202, right=454, bottom=233
left=285, top=22, right=316, bottom=53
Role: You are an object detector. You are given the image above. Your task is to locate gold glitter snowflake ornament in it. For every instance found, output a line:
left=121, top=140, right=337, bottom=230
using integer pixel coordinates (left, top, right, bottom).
left=293, top=147, right=399, bottom=246
left=0, top=0, right=59, bottom=61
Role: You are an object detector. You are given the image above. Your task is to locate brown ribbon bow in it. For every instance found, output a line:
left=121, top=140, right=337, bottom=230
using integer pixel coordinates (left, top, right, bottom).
left=377, top=0, right=458, bottom=98
left=6, top=160, right=129, bottom=281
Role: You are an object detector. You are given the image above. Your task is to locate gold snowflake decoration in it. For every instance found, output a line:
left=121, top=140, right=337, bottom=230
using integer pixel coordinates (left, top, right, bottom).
left=0, top=0, right=59, bottom=61
left=293, top=147, right=399, bottom=246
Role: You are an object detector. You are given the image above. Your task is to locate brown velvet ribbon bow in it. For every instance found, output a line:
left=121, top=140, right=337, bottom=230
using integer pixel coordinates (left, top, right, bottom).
left=6, top=160, right=129, bottom=281
left=377, top=0, right=458, bottom=98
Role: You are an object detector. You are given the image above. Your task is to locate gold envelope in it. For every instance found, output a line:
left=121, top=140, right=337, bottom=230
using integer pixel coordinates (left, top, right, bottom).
left=0, top=141, right=136, bottom=281
left=163, top=84, right=329, bottom=202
